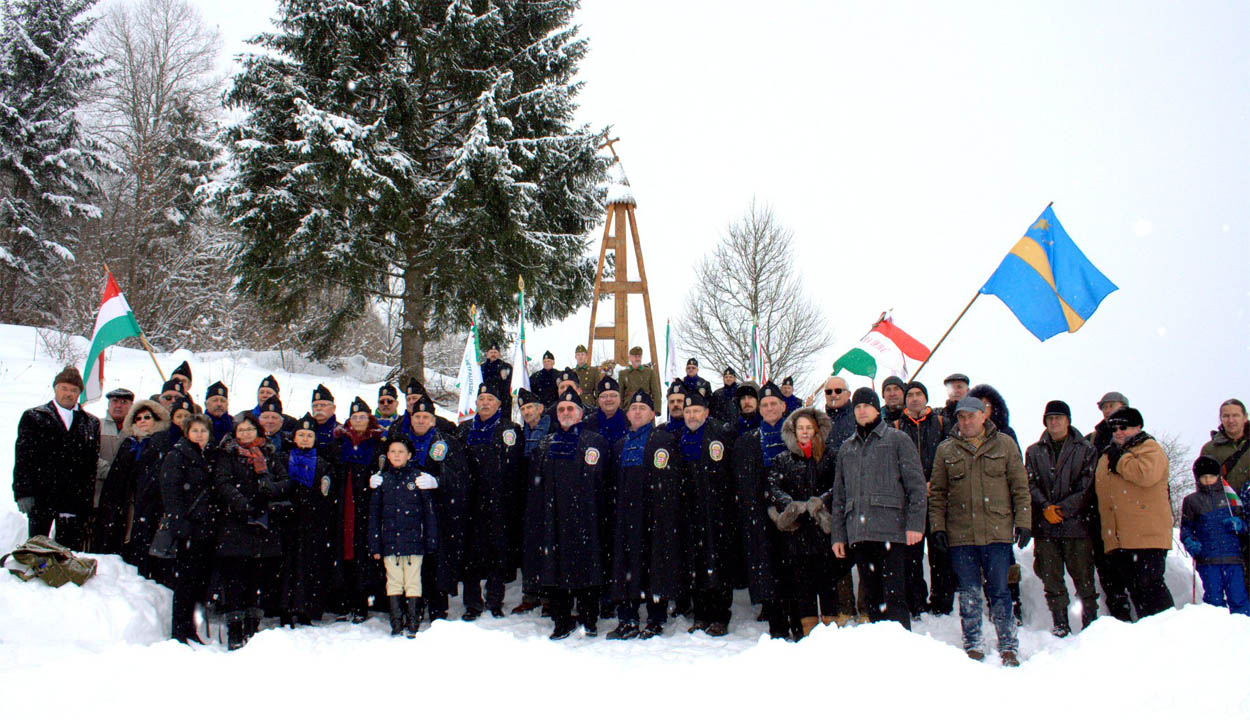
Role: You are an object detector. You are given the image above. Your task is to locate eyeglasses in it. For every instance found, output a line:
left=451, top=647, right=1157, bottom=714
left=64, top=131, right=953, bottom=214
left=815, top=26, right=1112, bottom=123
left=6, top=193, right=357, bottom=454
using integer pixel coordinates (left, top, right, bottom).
left=378, top=398, right=396, bottom=405
left=160, top=394, right=178, bottom=402
left=825, top=388, right=846, bottom=395
left=134, top=413, right=153, bottom=421
left=1107, top=423, right=1131, bottom=431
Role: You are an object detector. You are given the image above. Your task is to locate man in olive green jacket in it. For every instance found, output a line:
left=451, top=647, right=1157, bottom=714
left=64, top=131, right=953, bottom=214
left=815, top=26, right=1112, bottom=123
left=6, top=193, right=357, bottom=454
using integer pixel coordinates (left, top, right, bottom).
left=929, top=396, right=1031, bottom=666
left=618, top=346, right=662, bottom=406
left=1200, top=399, right=1250, bottom=493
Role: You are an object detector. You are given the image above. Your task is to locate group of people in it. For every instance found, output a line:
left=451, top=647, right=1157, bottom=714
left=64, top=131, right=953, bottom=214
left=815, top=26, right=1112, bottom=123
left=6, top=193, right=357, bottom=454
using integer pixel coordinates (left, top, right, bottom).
left=12, top=347, right=1250, bottom=664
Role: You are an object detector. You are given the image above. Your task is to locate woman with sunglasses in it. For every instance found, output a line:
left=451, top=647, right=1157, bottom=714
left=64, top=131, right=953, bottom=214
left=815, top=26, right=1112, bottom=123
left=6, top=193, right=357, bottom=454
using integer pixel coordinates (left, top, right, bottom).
left=95, top=398, right=174, bottom=584
left=160, top=413, right=219, bottom=643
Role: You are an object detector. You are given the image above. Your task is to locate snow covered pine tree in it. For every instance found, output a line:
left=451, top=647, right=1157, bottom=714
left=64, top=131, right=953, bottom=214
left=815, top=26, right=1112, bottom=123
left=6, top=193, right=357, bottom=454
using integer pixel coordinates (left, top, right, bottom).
left=0, top=0, right=113, bottom=324
left=216, top=0, right=608, bottom=379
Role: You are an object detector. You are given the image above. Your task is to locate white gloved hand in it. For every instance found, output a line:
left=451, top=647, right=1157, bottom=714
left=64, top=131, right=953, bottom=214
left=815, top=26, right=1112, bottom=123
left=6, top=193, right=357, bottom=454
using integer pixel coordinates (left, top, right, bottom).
left=415, top=472, right=438, bottom=490
left=320, top=476, right=331, bottom=497
left=369, top=473, right=383, bottom=489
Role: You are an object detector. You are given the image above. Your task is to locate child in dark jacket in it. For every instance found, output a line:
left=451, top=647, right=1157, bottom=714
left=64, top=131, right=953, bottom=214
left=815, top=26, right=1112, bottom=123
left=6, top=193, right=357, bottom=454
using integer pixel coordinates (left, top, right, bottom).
left=369, top=436, right=439, bottom=637
left=1181, top=455, right=1249, bottom=615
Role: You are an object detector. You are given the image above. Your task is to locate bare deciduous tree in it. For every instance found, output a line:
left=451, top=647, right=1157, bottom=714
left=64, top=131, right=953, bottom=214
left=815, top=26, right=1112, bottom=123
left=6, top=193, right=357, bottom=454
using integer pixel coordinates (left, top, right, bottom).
left=1158, top=430, right=1194, bottom=527
left=678, top=200, right=832, bottom=384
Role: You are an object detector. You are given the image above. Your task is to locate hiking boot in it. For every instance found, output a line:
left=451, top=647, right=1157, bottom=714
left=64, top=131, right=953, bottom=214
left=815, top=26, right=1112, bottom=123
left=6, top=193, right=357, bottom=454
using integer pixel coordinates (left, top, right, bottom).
left=350, top=607, right=368, bottom=624
left=833, top=613, right=854, bottom=628
left=581, top=619, right=598, bottom=637
left=607, top=621, right=640, bottom=640
left=1000, top=650, right=1020, bottom=667
left=687, top=618, right=709, bottom=634
left=550, top=619, right=578, bottom=640
left=966, top=648, right=985, bottom=661
left=639, top=622, right=664, bottom=640
left=389, top=596, right=404, bottom=636
left=489, top=605, right=505, bottom=618
left=462, top=607, right=482, bottom=622
left=704, top=622, right=728, bottom=637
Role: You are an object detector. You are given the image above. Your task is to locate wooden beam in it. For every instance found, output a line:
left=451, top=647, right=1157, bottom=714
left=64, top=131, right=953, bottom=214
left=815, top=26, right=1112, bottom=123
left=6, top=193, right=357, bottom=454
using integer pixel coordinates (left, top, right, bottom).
left=586, top=205, right=614, bottom=360
left=627, top=206, right=660, bottom=369
left=613, top=204, right=629, bottom=364
left=600, top=281, right=644, bottom=294
left=593, top=326, right=617, bottom=340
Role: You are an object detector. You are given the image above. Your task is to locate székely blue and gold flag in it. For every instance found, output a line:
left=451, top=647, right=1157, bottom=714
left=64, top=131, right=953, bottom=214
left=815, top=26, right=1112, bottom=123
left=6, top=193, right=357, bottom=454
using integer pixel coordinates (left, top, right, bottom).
left=980, top=206, right=1117, bottom=341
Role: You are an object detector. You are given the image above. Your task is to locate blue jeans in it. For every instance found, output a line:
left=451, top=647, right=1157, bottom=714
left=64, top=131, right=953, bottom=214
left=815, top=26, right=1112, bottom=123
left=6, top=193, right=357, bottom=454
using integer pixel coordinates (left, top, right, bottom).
left=949, top=543, right=1017, bottom=653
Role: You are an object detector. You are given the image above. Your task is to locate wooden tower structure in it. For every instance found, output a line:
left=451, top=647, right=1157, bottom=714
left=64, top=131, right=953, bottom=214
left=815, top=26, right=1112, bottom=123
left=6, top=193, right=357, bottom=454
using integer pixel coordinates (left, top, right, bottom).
left=587, top=140, right=659, bottom=367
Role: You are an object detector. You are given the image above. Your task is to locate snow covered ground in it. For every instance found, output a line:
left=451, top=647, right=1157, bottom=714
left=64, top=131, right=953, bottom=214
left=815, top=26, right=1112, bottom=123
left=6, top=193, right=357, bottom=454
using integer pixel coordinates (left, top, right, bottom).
left=2, top=325, right=1249, bottom=717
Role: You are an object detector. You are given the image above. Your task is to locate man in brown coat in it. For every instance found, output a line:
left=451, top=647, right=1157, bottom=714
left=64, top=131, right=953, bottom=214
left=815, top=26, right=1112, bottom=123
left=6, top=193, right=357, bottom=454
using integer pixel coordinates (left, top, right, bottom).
left=929, top=396, right=1031, bottom=666
left=1094, top=406, right=1175, bottom=619
left=618, top=346, right=661, bottom=406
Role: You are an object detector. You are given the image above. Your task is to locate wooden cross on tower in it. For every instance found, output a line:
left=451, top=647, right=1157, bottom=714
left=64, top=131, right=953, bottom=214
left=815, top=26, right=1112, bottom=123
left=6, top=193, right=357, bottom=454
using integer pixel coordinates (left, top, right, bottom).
left=587, top=139, right=659, bottom=367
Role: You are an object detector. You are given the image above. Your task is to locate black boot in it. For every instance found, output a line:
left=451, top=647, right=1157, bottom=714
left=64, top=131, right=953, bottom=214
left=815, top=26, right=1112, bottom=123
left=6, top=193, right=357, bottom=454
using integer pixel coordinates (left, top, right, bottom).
left=388, top=596, right=404, bottom=636
left=405, top=597, right=422, bottom=638
left=1051, top=611, right=1072, bottom=638
left=244, top=608, right=263, bottom=640
left=1010, top=580, right=1024, bottom=626
left=226, top=613, right=246, bottom=651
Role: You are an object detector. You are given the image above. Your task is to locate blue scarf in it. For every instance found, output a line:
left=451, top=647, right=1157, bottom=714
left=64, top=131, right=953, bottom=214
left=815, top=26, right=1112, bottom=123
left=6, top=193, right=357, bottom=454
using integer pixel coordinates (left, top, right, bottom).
left=666, top=418, right=684, bottom=435
left=681, top=423, right=706, bottom=463
left=722, top=383, right=737, bottom=401
left=737, top=413, right=761, bottom=435
left=340, top=433, right=377, bottom=466
left=314, top=415, right=338, bottom=447
left=167, top=424, right=182, bottom=445
left=681, top=375, right=702, bottom=393
left=595, top=408, right=627, bottom=445
left=288, top=446, right=317, bottom=488
left=210, top=412, right=233, bottom=442
left=375, top=413, right=397, bottom=430
left=523, top=414, right=551, bottom=458
left=131, top=435, right=150, bottom=461
left=410, top=428, right=435, bottom=464
left=468, top=412, right=501, bottom=447
left=760, top=419, right=786, bottom=467
left=549, top=423, right=582, bottom=459
left=620, top=424, right=653, bottom=468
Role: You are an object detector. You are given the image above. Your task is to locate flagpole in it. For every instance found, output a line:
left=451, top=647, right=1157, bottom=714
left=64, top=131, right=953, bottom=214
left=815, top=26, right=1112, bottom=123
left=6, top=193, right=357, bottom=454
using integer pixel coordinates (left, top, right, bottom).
left=908, top=292, right=980, bottom=383
left=103, top=263, right=165, bottom=382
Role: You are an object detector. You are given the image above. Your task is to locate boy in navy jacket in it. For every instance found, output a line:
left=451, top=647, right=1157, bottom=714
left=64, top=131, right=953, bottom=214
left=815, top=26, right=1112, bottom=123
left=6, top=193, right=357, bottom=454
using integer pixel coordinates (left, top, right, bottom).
left=1182, top=456, right=1249, bottom=615
left=369, top=436, right=440, bottom=636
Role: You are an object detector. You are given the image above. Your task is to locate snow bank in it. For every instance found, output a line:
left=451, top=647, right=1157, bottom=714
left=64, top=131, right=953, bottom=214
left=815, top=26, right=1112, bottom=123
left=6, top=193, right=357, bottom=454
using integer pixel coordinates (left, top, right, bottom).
left=0, top=544, right=170, bottom=650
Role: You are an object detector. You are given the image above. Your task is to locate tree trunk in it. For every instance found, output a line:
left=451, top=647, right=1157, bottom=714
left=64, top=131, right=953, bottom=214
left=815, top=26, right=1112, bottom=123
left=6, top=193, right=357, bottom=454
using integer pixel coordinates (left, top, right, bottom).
left=400, top=261, right=427, bottom=386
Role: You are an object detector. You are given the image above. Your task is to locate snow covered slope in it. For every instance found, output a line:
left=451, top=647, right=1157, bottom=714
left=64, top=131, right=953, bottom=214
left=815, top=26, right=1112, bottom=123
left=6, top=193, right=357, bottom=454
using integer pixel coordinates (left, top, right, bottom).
left=1, top=324, right=1248, bottom=717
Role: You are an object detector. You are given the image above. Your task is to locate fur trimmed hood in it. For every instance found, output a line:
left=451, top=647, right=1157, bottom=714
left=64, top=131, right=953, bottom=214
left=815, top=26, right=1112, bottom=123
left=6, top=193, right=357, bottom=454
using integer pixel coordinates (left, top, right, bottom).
left=781, top=406, right=832, bottom=456
left=121, top=399, right=170, bottom=438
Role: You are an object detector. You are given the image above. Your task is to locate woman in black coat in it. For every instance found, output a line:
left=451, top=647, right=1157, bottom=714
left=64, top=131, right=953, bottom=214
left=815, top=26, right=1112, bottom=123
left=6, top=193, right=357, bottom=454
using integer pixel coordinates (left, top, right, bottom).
left=160, top=414, right=218, bottom=644
left=214, top=414, right=290, bottom=650
left=333, top=408, right=386, bottom=622
left=96, top=399, right=173, bottom=584
left=765, top=407, right=849, bottom=638
left=276, top=414, right=335, bottom=626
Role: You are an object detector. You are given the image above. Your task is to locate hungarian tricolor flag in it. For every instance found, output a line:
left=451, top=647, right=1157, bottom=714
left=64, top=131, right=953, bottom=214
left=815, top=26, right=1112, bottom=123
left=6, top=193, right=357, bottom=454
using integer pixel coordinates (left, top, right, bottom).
left=80, top=272, right=144, bottom=403
left=511, top=277, right=530, bottom=398
left=833, top=314, right=930, bottom=382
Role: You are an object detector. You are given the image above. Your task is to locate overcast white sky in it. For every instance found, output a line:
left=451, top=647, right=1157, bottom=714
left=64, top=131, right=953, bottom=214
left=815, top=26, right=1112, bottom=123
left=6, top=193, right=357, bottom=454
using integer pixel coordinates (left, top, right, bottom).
left=194, top=0, right=1250, bottom=455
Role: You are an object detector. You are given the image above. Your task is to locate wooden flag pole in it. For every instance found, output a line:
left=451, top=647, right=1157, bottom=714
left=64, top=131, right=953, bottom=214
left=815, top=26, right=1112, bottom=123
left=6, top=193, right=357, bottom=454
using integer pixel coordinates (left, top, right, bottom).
left=103, top=263, right=165, bottom=382
left=907, top=292, right=981, bottom=383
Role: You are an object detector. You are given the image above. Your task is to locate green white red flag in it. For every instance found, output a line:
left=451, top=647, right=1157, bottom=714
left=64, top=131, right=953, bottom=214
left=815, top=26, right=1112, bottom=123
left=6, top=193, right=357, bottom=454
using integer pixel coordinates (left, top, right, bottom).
left=832, top=314, right=930, bottom=382
left=80, top=272, right=144, bottom=403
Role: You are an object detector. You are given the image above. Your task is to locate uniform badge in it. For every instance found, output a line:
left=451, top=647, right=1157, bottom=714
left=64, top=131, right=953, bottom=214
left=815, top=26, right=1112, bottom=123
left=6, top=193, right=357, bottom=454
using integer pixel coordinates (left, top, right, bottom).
left=709, top=441, right=724, bottom=462
left=699, top=387, right=708, bottom=396
left=406, top=482, right=416, bottom=491
left=654, top=449, right=669, bottom=469
left=501, top=368, right=511, bottom=379
left=430, top=441, right=447, bottom=462
left=585, top=447, right=600, bottom=466
left=503, top=429, right=517, bottom=447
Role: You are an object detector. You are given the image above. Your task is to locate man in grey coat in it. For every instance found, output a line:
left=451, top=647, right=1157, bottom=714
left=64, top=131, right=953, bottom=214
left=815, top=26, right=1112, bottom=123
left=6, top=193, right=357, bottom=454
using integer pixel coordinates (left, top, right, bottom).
left=830, top=388, right=927, bottom=630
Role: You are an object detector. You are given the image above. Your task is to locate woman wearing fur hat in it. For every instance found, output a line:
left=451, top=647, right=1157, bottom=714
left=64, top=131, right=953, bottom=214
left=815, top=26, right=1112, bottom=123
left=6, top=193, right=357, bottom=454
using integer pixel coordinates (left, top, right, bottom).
left=95, top=398, right=174, bottom=583
left=765, top=407, right=849, bottom=638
